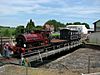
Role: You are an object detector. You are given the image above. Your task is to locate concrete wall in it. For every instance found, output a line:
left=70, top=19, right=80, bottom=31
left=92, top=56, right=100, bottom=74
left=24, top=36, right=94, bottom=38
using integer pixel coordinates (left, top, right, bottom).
left=89, top=32, right=100, bottom=45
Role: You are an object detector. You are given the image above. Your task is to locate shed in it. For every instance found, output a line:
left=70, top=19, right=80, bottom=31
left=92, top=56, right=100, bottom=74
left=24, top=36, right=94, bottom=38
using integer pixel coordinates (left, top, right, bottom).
left=93, top=20, right=100, bottom=32
left=66, top=25, right=88, bottom=34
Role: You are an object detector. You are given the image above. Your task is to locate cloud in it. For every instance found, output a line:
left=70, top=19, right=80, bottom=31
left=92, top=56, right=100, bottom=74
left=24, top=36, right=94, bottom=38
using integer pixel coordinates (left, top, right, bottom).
left=0, top=0, right=100, bottom=27
left=0, top=0, right=100, bottom=16
left=0, top=0, right=52, bottom=15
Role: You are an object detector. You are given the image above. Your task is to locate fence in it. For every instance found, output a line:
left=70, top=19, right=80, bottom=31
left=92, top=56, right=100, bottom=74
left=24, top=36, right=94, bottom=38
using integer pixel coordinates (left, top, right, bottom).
left=0, top=37, right=15, bottom=45
left=0, top=37, right=15, bottom=52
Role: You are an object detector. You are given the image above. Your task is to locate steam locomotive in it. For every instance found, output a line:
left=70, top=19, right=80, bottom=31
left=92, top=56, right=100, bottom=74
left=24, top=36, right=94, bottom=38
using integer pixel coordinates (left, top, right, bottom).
left=16, top=30, right=50, bottom=48
left=13, top=29, right=81, bottom=55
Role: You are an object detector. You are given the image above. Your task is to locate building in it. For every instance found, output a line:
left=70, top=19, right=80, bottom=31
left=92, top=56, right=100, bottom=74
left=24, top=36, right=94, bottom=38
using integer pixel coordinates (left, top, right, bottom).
left=43, top=24, right=54, bottom=33
left=93, top=20, right=100, bottom=32
left=66, top=25, right=88, bottom=34
left=87, top=28, right=94, bottom=33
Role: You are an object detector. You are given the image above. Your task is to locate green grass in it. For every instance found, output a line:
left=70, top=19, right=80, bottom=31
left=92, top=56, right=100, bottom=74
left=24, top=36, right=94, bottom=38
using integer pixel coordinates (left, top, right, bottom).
left=0, top=27, right=15, bottom=37
left=0, top=28, right=15, bottom=32
left=51, top=33, right=60, bottom=37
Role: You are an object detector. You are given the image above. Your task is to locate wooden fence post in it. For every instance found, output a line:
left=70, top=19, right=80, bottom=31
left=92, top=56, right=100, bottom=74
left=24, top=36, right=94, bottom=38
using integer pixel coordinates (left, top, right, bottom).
left=88, top=56, right=90, bottom=73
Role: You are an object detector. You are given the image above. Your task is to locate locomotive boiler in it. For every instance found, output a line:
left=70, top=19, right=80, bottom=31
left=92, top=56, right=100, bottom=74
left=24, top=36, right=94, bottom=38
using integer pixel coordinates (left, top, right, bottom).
left=16, top=30, right=50, bottom=48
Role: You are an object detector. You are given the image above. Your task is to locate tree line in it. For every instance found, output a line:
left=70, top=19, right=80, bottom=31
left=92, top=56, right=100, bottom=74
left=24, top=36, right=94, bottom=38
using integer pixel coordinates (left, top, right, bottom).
left=66, top=22, right=90, bottom=29
left=0, top=19, right=90, bottom=37
left=0, top=27, right=15, bottom=37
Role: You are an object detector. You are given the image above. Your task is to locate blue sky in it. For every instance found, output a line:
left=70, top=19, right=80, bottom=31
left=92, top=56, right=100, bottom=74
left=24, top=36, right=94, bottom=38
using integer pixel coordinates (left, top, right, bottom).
left=0, top=0, right=100, bottom=28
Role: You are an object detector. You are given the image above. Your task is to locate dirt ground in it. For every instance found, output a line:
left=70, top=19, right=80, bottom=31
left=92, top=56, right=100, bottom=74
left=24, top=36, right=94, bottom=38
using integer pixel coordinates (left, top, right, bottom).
left=0, top=48, right=100, bottom=75
left=0, top=65, right=80, bottom=75
left=40, top=48, right=100, bottom=74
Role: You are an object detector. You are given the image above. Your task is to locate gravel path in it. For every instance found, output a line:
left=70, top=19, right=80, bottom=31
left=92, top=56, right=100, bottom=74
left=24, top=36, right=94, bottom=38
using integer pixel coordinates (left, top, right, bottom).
left=0, top=65, right=80, bottom=75
left=40, top=48, right=100, bottom=73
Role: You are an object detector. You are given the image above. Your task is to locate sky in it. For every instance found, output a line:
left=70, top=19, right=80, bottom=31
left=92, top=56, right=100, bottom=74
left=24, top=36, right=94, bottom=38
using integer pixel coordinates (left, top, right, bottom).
left=0, top=0, right=100, bottom=28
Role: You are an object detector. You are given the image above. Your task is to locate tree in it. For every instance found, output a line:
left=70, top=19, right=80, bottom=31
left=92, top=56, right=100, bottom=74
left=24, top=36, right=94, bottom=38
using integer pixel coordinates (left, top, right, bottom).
left=26, top=19, right=35, bottom=32
left=3, top=29, right=11, bottom=37
left=0, top=26, right=16, bottom=37
left=66, top=23, right=73, bottom=25
left=11, top=30, right=15, bottom=36
left=35, top=26, right=43, bottom=30
left=45, top=20, right=65, bottom=31
left=0, top=28, right=3, bottom=36
left=73, top=22, right=81, bottom=25
left=10, top=28, right=16, bottom=36
left=82, top=23, right=90, bottom=29
left=15, top=25, right=25, bottom=37
left=66, top=22, right=90, bottom=29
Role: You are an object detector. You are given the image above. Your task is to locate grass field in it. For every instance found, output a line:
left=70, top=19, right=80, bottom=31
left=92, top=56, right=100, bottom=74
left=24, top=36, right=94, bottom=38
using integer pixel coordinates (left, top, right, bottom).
left=0, top=27, right=15, bottom=36
left=0, top=27, right=15, bottom=33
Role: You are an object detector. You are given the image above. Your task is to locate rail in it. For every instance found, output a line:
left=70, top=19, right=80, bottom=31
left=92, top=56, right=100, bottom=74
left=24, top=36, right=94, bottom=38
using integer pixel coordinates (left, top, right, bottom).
left=25, top=43, right=82, bottom=62
left=0, top=37, right=15, bottom=45
left=23, top=41, right=81, bottom=57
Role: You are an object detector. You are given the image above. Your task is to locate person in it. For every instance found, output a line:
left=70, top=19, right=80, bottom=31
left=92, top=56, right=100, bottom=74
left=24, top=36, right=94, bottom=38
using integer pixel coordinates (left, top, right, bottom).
left=19, top=52, right=30, bottom=66
left=0, top=53, right=2, bottom=57
left=4, top=43, right=10, bottom=58
left=20, top=53, right=29, bottom=66
left=20, top=53, right=25, bottom=66
left=2, top=43, right=6, bottom=57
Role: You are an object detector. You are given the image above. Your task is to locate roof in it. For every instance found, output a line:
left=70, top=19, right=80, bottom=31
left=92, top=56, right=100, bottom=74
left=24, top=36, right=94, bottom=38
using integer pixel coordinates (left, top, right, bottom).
left=66, top=25, right=86, bottom=27
left=88, top=28, right=94, bottom=31
left=93, top=20, right=100, bottom=24
left=60, top=28, right=79, bottom=32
